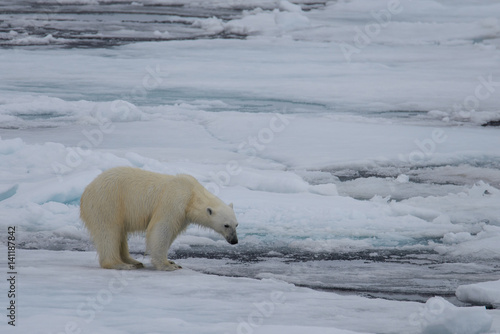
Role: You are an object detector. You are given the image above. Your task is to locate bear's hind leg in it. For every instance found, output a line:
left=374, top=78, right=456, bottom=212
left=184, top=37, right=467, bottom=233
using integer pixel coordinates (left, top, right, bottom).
left=94, top=227, right=136, bottom=270
left=119, top=233, right=144, bottom=269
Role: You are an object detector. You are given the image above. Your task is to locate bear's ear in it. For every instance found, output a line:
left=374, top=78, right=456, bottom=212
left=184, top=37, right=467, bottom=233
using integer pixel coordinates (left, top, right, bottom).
left=207, top=208, right=213, bottom=215
left=229, top=203, right=233, bottom=209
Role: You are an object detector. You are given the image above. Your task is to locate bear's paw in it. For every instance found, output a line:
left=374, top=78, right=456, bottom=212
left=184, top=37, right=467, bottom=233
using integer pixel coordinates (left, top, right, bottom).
left=153, top=260, right=182, bottom=271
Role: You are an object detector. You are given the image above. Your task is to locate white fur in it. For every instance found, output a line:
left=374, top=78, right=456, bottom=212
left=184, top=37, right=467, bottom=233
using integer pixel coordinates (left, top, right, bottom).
left=80, top=167, right=238, bottom=270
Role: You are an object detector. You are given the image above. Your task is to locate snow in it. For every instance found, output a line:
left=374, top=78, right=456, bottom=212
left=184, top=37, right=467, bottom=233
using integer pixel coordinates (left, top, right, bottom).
left=417, top=297, right=492, bottom=334
left=457, top=280, right=500, bottom=309
left=1, top=0, right=500, bottom=333
left=1, top=132, right=499, bottom=255
left=223, top=7, right=311, bottom=35
left=1, top=247, right=497, bottom=334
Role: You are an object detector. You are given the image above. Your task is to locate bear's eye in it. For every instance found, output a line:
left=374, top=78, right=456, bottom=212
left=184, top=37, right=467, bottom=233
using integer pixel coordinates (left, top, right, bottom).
left=224, top=224, right=230, bottom=228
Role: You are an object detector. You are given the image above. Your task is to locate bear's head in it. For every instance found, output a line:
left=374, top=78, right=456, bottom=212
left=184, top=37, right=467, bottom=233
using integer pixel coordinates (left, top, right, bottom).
left=185, top=177, right=240, bottom=245
left=206, top=202, right=239, bottom=245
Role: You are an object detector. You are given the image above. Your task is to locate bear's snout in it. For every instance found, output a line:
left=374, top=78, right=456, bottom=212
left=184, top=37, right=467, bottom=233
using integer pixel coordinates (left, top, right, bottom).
left=226, top=235, right=238, bottom=245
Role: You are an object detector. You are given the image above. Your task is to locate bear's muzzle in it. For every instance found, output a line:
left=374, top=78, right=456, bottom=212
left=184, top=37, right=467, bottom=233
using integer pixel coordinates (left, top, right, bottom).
left=226, top=235, right=238, bottom=245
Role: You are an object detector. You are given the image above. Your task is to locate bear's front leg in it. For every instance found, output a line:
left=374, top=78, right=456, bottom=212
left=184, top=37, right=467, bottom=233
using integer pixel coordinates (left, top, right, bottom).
left=147, top=220, right=183, bottom=271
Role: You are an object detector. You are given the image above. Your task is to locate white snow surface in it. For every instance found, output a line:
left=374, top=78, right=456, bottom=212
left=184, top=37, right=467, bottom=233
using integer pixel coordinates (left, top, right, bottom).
left=419, top=297, right=492, bottom=334
left=457, top=280, right=500, bottom=309
left=0, top=247, right=497, bottom=334
left=1, top=0, right=500, bottom=333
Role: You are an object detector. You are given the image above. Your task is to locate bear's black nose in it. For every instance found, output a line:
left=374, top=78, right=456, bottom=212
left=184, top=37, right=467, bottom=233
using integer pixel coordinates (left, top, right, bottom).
left=230, top=238, right=238, bottom=245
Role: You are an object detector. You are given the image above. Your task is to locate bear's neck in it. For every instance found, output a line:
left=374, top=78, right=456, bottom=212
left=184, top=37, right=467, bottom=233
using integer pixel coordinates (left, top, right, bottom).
left=185, top=190, right=214, bottom=228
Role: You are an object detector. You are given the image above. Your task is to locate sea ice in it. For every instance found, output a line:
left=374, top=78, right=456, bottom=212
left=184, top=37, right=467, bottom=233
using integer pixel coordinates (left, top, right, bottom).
left=1, top=1, right=500, bottom=332
left=417, top=297, right=492, bottom=334
left=457, top=280, right=500, bottom=309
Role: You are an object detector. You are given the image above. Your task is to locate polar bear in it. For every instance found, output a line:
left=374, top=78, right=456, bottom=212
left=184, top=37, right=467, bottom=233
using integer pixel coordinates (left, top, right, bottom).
left=80, top=167, right=239, bottom=270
